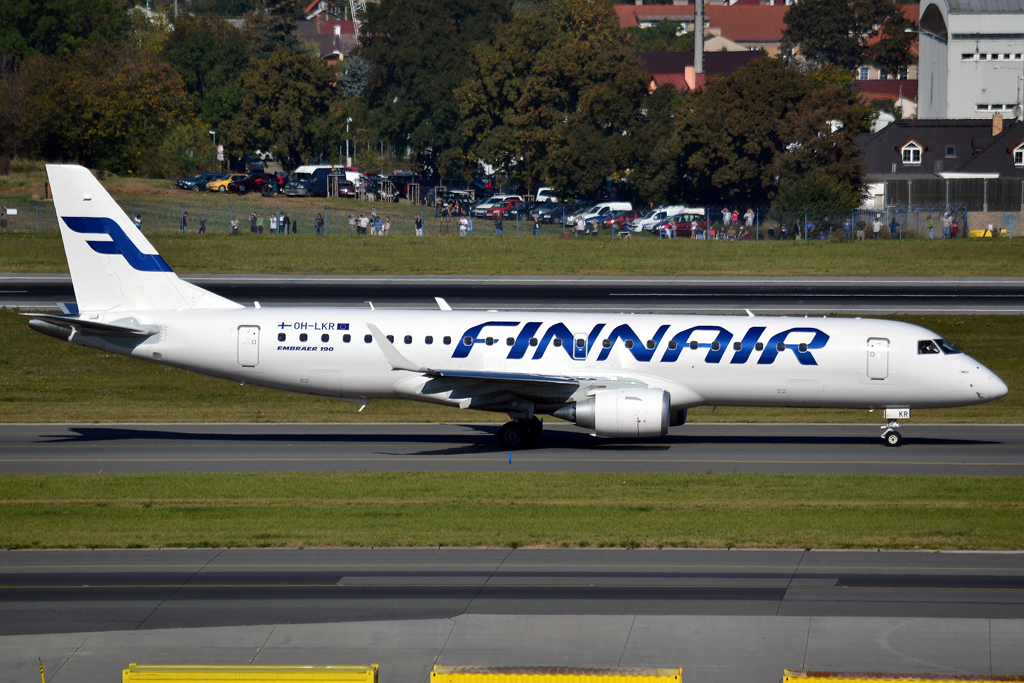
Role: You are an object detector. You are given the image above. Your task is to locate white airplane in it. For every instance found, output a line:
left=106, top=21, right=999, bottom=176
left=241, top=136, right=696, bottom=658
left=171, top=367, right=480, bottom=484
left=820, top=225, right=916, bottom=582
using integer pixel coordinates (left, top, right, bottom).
left=28, top=164, right=1008, bottom=448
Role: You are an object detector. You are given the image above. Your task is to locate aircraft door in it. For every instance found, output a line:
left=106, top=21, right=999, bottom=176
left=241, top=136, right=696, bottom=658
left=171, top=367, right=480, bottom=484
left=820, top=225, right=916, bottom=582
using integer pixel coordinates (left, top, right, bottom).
left=866, top=338, right=889, bottom=380
left=573, top=333, right=588, bottom=360
left=237, top=326, right=260, bottom=367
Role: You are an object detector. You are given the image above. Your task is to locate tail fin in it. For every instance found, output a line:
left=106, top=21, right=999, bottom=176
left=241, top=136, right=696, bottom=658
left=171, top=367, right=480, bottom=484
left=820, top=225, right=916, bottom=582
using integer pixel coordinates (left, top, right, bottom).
left=47, top=164, right=241, bottom=313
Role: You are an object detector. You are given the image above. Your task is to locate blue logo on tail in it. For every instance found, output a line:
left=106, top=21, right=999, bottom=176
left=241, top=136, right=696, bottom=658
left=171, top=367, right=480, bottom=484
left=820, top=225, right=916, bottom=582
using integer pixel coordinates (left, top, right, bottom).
left=61, top=217, right=173, bottom=273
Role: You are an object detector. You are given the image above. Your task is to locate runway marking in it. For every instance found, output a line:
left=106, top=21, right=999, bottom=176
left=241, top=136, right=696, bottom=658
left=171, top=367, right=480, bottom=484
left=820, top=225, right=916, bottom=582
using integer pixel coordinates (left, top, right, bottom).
left=0, top=583, right=1021, bottom=592
left=4, top=563, right=1023, bottom=572
left=1, top=458, right=1021, bottom=467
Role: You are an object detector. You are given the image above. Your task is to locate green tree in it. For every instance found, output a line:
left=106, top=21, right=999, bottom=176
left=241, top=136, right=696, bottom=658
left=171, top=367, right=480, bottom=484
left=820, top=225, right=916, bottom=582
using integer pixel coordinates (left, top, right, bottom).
left=630, top=83, right=683, bottom=206
left=358, top=0, right=511, bottom=176
left=624, top=20, right=695, bottom=52
left=771, top=170, right=861, bottom=220
left=782, top=0, right=913, bottom=73
left=220, top=47, right=343, bottom=169
left=244, top=0, right=303, bottom=59
left=457, top=0, right=648, bottom=198
left=0, top=0, right=130, bottom=64
left=17, top=46, right=196, bottom=174
left=674, top=58, right=868, bottom=205
left=159, top=123, right=219, bottom=178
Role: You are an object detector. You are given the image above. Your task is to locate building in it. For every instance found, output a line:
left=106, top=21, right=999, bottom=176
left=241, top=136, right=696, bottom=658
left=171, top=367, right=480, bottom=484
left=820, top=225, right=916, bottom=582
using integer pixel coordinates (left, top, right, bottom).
left=918, top=0, right=1024, bottom=119
left=855, top=80, right=920, bottom=118
left=297, top=17, right=357, bottom=63
left=614, top=4, right=789, bottom=54
left=636, top=51, right=763, bottom=91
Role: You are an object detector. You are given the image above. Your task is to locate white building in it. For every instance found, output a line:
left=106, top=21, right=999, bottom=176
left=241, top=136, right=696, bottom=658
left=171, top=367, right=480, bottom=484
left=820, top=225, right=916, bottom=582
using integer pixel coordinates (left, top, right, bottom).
left=918, top=0, right=1024, bottom=119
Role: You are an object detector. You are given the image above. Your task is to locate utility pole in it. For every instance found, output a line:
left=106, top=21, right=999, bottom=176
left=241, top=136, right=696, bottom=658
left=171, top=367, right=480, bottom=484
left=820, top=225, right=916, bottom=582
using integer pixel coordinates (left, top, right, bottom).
left=694, top=0, right=705, bottom=89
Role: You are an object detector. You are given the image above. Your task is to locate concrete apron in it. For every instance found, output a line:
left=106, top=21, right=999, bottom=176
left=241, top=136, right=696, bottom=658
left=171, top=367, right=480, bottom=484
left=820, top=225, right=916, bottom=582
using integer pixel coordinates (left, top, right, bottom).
left=6, top=615, right=1024, bottom=683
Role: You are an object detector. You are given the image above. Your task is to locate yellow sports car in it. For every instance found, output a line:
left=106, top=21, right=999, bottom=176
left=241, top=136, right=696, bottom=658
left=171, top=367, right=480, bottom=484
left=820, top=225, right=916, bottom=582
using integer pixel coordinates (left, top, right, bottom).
left=206, top=174, right=247, bottom=192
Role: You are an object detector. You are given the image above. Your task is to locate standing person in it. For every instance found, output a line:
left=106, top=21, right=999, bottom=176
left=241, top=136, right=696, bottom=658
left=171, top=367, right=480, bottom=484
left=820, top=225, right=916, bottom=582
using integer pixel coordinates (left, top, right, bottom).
left=928, top=215, right=936, bottom=239
left=315, top=213, right=324, bottom=236
left=383, top=216, right=390, bottom=236
left=458, top=216, right=468, bottom=236
left=466, top=215, right=473, bottom=237
left=414, top=215, right=424, bottom=237
left=230, top=217, right=239, bottom=234
left=0, top=205, right=6, bottom=232
left=576, top=214, right=585, bottom=238
left=198, top=214, right=206, bottom=235
left=744, top=208, right=755, bottom=233
left=941, top=210, right=953, bottom=238
left=269, top=213, right=278, bottom=235
left=533, top=215, right=541, bottom=237
left=779, top=223, right=788, bottom=240
left=250, top=212, right=258, bottom=234
left=842, top=217, right=852, bottom=238
left=855, top=216, right=867, bottom=240
left=822, top=216, right=832, bottom=238
left=721, top=207, right=731, bottom=232
left=888, top=215, right=900, bottom=239
left=180, top=211, right=188, bottom=234
left=494, top=214, right=503, bottom=236
left=257, top=213, right=264, bottom=234
left=134, top=214, right=142, bottom=232
left=872, top=214, right=883, bottom=239
left=282, top=213, right=290, bottom=236
left=348, top=213, right=356, bottom=236
left=358, top=213, right=368, bottom=235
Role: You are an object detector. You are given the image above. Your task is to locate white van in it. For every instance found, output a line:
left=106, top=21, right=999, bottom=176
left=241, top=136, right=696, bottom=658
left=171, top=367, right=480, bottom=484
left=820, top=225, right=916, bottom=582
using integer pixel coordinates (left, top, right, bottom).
left=535, top=187, right=558, bottom=203
left=578, top=201, right=632, bottom=223
left=632, top=205, right=699, bottom=232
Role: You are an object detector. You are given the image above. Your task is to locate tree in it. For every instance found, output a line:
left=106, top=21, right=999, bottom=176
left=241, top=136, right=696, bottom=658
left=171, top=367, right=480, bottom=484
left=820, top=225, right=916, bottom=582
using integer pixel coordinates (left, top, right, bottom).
left=624, top=20, right=695, bottom=53
left=674, top=58, right=868, bottom=205
left=782, top=0, right=913, bottom=73
left=456, top=0, right=649, bottom=198
left=771, top=170, right=861, bottom=221
left=340, top=56, right=369, bottom=99
left=159, top=123, right=219, bottom=178
left=0, top=0, right=130, bottom=64
left=17, top=46, right=196, bottom=174
left=358, top=0, right=511, bottom=176
left=220, top=47, right=343, bottom=169
left=244, top=0, right=303, bottom=60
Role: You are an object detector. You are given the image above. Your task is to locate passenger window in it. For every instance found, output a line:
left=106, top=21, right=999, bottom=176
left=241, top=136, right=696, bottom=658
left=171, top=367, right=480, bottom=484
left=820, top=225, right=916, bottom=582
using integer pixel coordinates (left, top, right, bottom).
left=364, top=334, right=372, bottom=343
left=278, top=333, right=286, bottom=342
left=343, top=334, right=351, bottom=343
left=623, top=339, right=633, bottom=349
left=918, top=340, right=940, bottom=354
left=776, top=342, right=786, bottom=351
left=425, top=336, right=433, bottom=345
left=530, top=338, right=538, bottom=346
left=443, top=336, right=451, bottom=345
left=755, top=342, right=763, bottom=351
left=798, top=343, right=807, bottom=352
left=668, top=340, right=677, bottom=350
left=403, top=335, right=412, bottom=344
left=733, top=342, right=742, bottom=350
left=711, top=341, right=720, bottom=351
left=689, top=340, right=698, bottom=350
left=507, top=337, right=515, bottom=346
left=322, top=334, right=330, bottom=343
left=486, top=337, right=494, bottom=346
left=463, top=336, right=473, bottom=346
left=577, top=338, right=586, bottom=348
left=553, top=338, right=562, bottom=347
left=602, top=339, right=611, bottom=348
left=386, top=335, right=394, bottom=343
left=300, top=333, right=308, bottom=342
left=646, top=340, right=655, bottom=350
left=936, top=339, right=962, bottom=354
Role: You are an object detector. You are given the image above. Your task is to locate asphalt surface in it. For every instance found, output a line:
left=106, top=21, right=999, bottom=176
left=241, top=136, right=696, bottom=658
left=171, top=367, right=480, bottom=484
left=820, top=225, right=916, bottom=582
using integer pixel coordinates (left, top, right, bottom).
left=2, top=548, right=1023, bottom=637
left=2, top=423, right=1022, bottom=475
left=5, top=274, right=1024, bottom=314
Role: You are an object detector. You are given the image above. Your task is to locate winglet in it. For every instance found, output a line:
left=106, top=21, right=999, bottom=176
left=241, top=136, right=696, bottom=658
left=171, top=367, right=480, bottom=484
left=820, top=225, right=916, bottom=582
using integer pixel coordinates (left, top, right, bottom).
left=366, top=323, right=427, bottom=372
left=435, top=297, right=452, bottom=311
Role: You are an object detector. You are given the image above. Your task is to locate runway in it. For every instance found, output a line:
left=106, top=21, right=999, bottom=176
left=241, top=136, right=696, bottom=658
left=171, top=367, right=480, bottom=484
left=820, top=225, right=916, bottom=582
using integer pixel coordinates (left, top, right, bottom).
left=2, top=547, right=1023, bottom=635
left=0, top=423, right=1021, bottom=475
left=5, top=274, right=1024, bottom=313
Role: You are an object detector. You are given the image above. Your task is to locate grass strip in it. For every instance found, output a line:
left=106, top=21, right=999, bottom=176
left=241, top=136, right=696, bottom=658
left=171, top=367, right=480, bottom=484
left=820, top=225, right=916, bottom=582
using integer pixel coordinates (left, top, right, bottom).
left=2, top=232, right=1024, bottom=277
left=2, top=472, right=1022, bottom=550
left=1, top=309, right=1020, bottom=423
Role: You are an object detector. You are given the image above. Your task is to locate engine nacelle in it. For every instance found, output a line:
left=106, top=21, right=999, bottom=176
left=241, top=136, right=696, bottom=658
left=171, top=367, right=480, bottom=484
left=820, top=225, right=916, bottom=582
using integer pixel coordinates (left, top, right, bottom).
left=573, top=388, right=671, bottom=438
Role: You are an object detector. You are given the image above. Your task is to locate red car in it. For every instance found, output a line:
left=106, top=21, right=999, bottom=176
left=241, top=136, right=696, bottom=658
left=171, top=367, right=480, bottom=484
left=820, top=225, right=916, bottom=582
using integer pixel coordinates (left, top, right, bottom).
left=601, top=209, right=642, bottom=232
left=228, top=173, right=288, bottom=195
left=483, top=198, right=520, bottom=218
left=660, top=213, right=709, bottom=237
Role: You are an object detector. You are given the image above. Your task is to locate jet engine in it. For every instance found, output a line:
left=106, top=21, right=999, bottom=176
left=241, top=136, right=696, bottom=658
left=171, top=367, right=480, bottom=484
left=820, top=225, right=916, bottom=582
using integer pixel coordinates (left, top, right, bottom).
left=554, top=388, right=672, bottom=438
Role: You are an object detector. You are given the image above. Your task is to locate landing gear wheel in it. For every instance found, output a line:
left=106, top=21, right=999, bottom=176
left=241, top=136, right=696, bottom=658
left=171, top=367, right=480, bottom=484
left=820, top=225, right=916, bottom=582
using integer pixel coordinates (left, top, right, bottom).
left=497, top=421, right=527, bottom=449
left=883, top=430, right=903, bottom=447
left=526, top=417, right=543, bottom=441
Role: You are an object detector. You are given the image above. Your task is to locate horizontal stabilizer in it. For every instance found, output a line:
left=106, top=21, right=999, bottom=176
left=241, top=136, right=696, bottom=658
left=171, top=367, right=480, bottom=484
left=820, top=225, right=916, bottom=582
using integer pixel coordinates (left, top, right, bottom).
left=24, top=313, right=157, bottom=338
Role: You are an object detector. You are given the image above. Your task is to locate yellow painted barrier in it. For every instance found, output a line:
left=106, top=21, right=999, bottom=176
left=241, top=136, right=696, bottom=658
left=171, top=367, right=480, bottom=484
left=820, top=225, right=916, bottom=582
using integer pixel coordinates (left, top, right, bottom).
left=784, top=670, right=1024, bottom=683
left=122, top=665, right=378, bottom=683
left=431, top=666, right=682, bottom=683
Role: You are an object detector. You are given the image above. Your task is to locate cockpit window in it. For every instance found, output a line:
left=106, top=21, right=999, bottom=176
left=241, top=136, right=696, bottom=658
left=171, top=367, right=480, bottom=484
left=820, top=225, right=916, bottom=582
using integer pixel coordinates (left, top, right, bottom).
left=918, top=340, right=941, bottom=354
left=935, top=339, right=962, bottom=354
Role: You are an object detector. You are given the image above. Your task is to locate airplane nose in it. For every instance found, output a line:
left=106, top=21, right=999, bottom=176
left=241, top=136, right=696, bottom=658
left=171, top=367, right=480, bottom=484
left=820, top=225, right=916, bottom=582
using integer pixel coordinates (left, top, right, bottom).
left=989, top=374, right=1009, bottom=400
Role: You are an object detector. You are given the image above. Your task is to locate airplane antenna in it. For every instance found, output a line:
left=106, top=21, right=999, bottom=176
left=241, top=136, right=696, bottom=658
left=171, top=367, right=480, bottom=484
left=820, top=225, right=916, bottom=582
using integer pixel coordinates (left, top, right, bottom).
left=254, top=301, right=261, bottom=309
left=365, top=301, right=374, bottom=310
left=745, top=309, right=755, bottom=317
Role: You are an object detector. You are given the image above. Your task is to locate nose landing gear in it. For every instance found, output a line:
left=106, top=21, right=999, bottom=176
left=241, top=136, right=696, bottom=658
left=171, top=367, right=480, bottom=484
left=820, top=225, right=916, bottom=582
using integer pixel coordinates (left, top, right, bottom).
left=879, top=407, right=909, bottom=447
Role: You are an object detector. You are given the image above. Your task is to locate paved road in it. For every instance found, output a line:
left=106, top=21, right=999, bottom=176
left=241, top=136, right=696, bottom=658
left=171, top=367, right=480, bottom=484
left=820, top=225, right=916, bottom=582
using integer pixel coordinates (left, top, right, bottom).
left=2, top=548, right=1023, bottom=637
left=6, top=274, right=1024, bottom=314
left=1, top=423, right=1021, bottom=475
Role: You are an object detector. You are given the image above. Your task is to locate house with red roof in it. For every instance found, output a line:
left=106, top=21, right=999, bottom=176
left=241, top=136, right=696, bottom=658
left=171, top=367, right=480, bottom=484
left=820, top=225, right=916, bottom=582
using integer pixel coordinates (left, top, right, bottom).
left=614, top=4, right=789, bottom=54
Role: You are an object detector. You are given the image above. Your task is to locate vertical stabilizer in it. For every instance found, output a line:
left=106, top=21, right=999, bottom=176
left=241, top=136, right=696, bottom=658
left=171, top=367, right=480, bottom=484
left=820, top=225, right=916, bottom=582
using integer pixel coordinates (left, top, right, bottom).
left=46, top=164, right=241, bottom=313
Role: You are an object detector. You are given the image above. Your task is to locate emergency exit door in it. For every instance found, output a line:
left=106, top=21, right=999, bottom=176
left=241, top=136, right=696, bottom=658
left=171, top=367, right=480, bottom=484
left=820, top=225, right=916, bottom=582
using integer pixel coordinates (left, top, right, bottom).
left=866, top=338, right=889, bottom=380
left=237, top=326, right=260, bottom=367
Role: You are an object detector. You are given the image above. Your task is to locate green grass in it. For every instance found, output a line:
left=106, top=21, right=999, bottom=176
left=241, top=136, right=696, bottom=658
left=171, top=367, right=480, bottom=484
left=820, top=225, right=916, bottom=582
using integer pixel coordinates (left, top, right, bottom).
left=0, top=309, right=1021, bottom=423
left=2, top=232, right=1024, bottom=276
left=1, top=472, right=1021, bottom=549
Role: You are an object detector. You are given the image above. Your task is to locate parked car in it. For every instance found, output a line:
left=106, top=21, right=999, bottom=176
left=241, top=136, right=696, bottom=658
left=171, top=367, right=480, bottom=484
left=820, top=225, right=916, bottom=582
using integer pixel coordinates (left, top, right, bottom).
left=472, top=194, right=523, bottom=217
left=535, top=187, right=558, bottom=203
left=530, top=203, right=569, bottom=224
left=335, top=181, right=358, bottom=198
left=503, top=200, right=535, bottom=219
left=484, top=198, right=521, bottom=218
left=597, top=209, right=642, bottom=232
left=652, top=212, right=708, bottom=238
left=228, top=172, right=287, bottom=195
left=283, top=165, right=334, bottom=197
left=206, top=174, right=248, bottom=192
left=176, top=172, right=224, bottom=192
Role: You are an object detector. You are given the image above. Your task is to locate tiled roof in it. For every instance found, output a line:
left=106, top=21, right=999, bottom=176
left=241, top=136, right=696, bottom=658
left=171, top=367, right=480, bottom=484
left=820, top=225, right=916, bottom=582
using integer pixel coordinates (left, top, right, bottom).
left=855, top=80, right=919, bottom=99
left=651, top=73, right=689, bottom=90
left=614, top=4, right=788, bottom=43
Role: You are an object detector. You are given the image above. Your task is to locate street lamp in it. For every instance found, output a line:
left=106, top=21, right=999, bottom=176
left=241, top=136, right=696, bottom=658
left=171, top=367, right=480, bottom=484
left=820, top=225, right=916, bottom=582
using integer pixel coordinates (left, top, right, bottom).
left=346, top=118, right=353, bottom=167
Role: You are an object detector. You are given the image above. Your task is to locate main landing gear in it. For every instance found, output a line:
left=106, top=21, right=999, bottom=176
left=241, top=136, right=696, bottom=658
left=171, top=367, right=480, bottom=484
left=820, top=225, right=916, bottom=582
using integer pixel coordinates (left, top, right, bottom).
left=497, top=417, right=543, bottom=449
left=881, top=421, right=902, bottom=447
